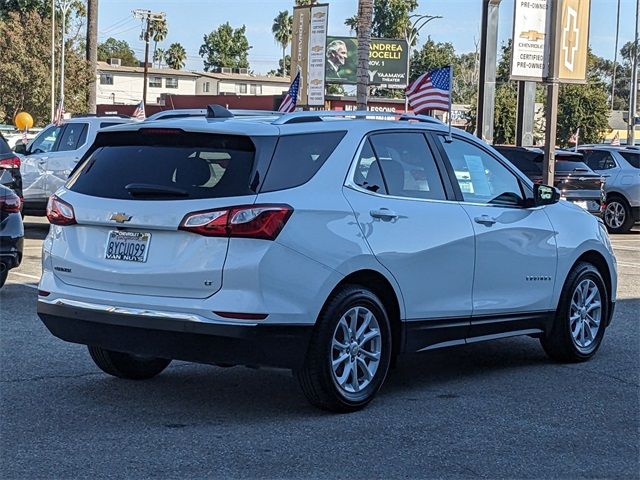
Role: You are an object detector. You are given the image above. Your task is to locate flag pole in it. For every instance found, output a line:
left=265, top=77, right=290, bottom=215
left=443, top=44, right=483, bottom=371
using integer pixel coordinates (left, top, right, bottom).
left=574, top=127, right=579, bottom=153
left=446, top=65, right=453, bottom=142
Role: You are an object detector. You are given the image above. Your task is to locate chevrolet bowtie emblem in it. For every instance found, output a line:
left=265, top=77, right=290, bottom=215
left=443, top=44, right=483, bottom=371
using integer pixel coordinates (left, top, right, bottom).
left=520, top=30, right=545, bottom=42
left=110, top=212, right=132, bottom=223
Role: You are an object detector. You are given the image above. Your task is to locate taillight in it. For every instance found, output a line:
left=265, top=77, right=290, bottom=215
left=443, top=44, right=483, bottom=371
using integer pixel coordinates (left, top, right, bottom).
left=0, top=190, right=21, bottom=213
left=0, top=156, right=20, bottom=169
left=179, top=204, right=293, bottom=240
left=46, top=195, right=76, bottom=225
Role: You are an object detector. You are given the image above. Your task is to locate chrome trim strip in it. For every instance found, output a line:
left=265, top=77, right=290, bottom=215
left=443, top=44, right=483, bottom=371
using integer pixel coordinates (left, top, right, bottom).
left=37, top=298, right=258, bottom=327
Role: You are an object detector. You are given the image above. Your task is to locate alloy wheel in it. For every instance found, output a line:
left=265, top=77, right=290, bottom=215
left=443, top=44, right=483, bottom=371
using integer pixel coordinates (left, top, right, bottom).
left=331, top=306, right=382, bottom=395
left=604, top=201, right=626, bottom=229
left=569, top=279, right=602, bottom=351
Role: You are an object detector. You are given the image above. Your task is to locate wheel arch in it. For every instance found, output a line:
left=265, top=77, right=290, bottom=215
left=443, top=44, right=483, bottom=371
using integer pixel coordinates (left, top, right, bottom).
left=567, top=250, right=614, bottom=325
left=326, top=269, right=404, bottom=360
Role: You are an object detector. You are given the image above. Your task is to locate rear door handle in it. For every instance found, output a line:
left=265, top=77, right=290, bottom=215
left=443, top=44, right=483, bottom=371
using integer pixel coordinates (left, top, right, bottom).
left=370, top=208, right=399, bottom=220
left=474, top=215, right=497, bottom=225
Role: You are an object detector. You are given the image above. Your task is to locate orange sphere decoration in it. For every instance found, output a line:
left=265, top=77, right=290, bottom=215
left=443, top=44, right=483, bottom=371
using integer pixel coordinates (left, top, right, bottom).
left=14, top=112, right=34, bottom=130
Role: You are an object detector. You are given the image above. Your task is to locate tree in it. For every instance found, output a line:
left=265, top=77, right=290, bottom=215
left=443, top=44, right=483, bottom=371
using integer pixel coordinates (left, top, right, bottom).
left=410, top=37, right=456, bottom=80
left=356, top=0, right=374, bottom=109
left=272, top=11, right=292, bottom=76
left=149, top=17, right=168, bottom=69
left=86, top=0, right=98, bottom=114
left=0, top=10, right=89, bottom=125
left=345, top=0, right=418, bottom=38
left=97, top=37, right=138, bottom=66
left=199, top=23, right=250, bottom=71
left=268, top=55, right=291, bottom=77
left=153, top=48, right=165, bottom=68
left=164, top=42, right=186, bottom=70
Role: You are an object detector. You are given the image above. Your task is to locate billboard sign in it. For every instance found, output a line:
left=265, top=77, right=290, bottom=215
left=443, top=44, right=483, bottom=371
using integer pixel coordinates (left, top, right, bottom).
left=510, top=0, right=549, bottom=81
left=556, top=0, right=590, bottom=82
left=307, top=5, right=328, bottom=106
left=325, top=36, right=409, bottom=88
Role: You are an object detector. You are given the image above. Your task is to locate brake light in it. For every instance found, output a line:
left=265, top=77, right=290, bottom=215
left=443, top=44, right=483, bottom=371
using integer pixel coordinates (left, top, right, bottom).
left=46, top=195, right=76, bottom=225
left=179, top=204, right=293, bottom=240
left=0, top=156, right=20, bottom=169
left=139, top=128, right=183, bottom=135
left=0, top=190, right=21, bottom=213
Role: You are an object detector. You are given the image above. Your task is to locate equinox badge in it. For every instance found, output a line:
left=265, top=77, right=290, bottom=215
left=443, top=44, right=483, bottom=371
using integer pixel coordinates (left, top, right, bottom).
left=110, top=212, right=132, bottom=223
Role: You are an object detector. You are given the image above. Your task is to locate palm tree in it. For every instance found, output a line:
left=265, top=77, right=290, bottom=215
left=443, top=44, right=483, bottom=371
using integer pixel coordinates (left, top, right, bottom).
left=165, top=43, right=187, bottom=70
left=356, top=0, right=373, bottom=109
left=149, top=18, right=168, bottom=68
left=153, top=47, right=165, bottom=68
left=272, top=11, right=292, bottom=76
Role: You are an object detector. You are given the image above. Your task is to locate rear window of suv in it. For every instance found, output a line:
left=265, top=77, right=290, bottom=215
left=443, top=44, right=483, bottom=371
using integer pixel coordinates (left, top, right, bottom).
left=0, top=136, right=11, bottom=154
left=67, top=131, right=260, bottom=200
left=620, top=151, right=640, bottom=168
left=260, top=131, right=346, bottom=192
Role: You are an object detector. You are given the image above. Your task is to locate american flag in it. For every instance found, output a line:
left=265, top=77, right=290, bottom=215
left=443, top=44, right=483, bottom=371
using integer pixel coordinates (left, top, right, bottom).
left=611, top=131, right=620, bottom=146
left=132, top=101, right=146, bottom=120
left=405, top=66, right=451, bottom=113
left=278, top=72, right=301, bottom=113
left=53, top=99, right=65, bottom=126
left=569, top=127, right=580, bottom=151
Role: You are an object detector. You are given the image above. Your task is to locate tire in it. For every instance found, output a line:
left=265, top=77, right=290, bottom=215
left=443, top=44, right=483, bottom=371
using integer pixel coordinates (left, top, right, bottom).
left=296, top=285, right=392, bottom=413
left=604, top=196, right=634, bottom=233
left=541, top=262, right=609, bottom=363
left=87, top=346, right=171, bottom=380
left=0, top=268, right=7, bottom=289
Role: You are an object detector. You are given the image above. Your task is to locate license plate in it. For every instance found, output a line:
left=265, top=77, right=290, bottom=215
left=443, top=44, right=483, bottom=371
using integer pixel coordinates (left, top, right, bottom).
left=572, top=201, right=588, bottom=210
left=105, top=231, right=151, bottom=263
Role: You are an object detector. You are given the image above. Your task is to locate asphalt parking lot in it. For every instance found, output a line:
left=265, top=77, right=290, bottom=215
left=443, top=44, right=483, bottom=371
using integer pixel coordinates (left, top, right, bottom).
left=1, top=217, right=638, bottom=479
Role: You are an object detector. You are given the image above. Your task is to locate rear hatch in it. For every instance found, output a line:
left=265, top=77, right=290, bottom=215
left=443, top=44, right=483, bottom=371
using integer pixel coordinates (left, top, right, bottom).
left=50, top=128, right=269, bottom=298
left=553, top=160, right=603, bottom=200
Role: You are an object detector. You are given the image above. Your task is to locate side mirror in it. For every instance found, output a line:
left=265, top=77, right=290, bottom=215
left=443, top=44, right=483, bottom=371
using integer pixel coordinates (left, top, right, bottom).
left=534, top=184, right=560, bottom=207
left=13, top=143, right=27, bottom=155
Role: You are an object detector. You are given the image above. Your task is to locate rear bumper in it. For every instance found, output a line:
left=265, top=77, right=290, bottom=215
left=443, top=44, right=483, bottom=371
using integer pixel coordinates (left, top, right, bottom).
left=0, top=235, right=23, bottom=269
left=632, top=206, right=640, bottom=222
left=37, top=301, right=313, bottom=370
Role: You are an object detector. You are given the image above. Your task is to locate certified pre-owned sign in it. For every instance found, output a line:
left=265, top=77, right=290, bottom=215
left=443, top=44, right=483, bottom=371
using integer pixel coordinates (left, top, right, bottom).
left=510, top=0, right=549, bottom=81
left=325, top=36, right=409, bottom=88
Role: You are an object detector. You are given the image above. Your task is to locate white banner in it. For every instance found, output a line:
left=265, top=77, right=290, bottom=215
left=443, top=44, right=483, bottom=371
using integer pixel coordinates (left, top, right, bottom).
left=510, top=0, right=549, bottom=81
left=307, top=5, right=328, bottom=106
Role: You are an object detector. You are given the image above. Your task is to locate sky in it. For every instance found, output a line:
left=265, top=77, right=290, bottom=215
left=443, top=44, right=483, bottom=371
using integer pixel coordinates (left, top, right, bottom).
left=98, top=0, right=639, bottom=74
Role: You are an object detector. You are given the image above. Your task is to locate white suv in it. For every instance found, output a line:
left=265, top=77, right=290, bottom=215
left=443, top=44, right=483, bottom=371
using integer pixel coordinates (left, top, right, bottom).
left=37, top=108, right=617, bottom=412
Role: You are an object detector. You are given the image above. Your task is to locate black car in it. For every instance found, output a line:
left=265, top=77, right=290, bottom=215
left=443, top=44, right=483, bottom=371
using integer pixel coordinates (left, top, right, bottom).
left=0, top=134, right=23, bottom=200
left=0, top=183, right=24, bottom=288
left=494, top=146, right=604, bottom=216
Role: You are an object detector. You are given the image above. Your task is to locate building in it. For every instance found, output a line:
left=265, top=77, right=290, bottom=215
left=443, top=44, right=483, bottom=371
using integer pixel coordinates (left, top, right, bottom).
left=97, top=61, right=199, bottom=105
left=96, top=60, right=291, bottom=106
left=195, top=71, right=290, bottom=96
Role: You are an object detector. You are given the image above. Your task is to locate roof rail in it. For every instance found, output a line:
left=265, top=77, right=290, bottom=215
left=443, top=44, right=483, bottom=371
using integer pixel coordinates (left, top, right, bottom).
left=271, top=110, right=443, bottom=126
left=71, top=113, right=131, bottom=119
left=229, top=109, right=285, bottom=117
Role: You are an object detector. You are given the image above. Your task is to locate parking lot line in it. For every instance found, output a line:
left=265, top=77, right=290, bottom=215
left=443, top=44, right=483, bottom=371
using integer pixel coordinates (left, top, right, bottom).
left=5, top=281, right=38, bottom=290
left=9, top=272, right=41, bottom=281
left=617, top=262, right=640, bottom=269
left=613, top=246, right=640, bottom=252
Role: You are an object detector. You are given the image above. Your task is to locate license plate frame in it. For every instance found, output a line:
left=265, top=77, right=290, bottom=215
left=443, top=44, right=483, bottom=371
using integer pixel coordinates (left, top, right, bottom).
left=105, top=230, right=151, bottom=263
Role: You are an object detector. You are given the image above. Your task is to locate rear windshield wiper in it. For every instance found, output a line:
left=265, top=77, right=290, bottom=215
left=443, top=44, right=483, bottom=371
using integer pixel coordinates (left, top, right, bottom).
left=125, top=183, right=189, bottom=197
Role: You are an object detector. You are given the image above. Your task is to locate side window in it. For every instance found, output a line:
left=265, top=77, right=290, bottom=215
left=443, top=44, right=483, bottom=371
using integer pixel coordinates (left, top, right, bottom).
left=29, top=125, right=63, bottom=154
left=353, top=139, right=387, bottom=194
left=369, top=133, right=446, bottom=200
left=439, top=136, right=524, bottom=206
left=585, top=151, right=616, bottom=170
left=261, top=131, right=346, bottom=192
left=57, top=123, right=88, bottom=152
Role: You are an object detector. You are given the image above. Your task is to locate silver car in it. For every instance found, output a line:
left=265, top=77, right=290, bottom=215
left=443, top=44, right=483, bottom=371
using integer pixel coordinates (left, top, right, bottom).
left=16, top=116, right=134, bottom=215
left=580, top=146, right=640, bottom=233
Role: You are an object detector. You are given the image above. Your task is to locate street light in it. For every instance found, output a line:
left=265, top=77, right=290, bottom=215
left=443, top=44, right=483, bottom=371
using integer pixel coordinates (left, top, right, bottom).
left=404, top=13, right=443, bottom=111
left=57, top=0, right=73, bottom=116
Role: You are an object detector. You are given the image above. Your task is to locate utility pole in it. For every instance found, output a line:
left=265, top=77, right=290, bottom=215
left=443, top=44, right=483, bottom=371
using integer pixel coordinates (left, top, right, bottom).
left=476, top=0, right=501, bottom=143
left=86, top=0, right=98, bottom=114
left=628, top=0, right=639, bottom=145
left=611, top=0, right=621, bottom=110
left=404, top=13, right=442, bottom=112
left=50, top=0, right=55, bottom=122
left=542, top=0, right=562, bottom=186
left=133, top=9, right=165, bottom=106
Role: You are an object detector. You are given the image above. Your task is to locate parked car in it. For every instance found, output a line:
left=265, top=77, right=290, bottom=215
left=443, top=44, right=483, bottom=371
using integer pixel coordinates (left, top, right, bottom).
left=0, top=183, right=24, bottom=288
left=16, top=116, right=134, bottom=216
left=494, top=146, right=604, bottom=217
left=0, top=133, right=23, bottom=202
left=37, top=108, right=617, bottom=412
left=578, top=146, right=639, bottom=233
